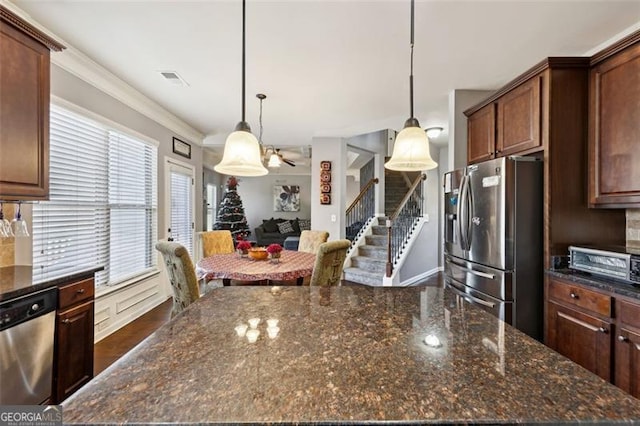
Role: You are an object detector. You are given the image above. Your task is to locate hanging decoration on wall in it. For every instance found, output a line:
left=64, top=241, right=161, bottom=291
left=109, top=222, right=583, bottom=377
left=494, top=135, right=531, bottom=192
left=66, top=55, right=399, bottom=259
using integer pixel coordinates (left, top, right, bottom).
left=274, top=185, right=300, bottom=212
left=320, top=161, right=332, bottom=205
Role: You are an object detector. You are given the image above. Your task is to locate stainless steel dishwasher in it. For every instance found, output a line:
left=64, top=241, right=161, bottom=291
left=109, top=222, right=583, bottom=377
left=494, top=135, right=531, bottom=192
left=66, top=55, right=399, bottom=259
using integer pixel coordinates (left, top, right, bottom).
left=0, top=287, right=57, bottom=405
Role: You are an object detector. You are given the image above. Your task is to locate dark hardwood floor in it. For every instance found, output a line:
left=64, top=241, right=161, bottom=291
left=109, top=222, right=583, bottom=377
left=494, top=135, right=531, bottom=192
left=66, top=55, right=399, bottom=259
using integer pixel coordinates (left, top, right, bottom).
left=94, top=273, right=443, bottom=375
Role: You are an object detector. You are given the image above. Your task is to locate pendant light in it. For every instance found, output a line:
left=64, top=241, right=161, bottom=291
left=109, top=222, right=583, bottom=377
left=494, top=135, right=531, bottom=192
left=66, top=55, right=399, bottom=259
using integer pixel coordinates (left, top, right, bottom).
left=385, top=0, right=438, bottom=172
left=214, top=0, right=268, bottom=177
left=256, top=93, right=282, bottom=168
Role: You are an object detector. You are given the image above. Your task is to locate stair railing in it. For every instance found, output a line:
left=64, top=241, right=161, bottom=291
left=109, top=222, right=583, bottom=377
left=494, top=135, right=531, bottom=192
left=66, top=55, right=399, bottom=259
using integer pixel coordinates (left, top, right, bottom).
left=345, top=178, right=379, bottom=242
left=386, top=173, right=426, bottom=277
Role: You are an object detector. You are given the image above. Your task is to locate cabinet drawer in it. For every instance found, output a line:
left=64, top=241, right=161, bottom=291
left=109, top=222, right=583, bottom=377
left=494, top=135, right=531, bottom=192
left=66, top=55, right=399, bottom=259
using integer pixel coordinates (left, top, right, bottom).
left=548, top=278, right=612, bottom=317
left=618, top=300, right=640, bottom=329
left=58, top=278, right=94, bottom=309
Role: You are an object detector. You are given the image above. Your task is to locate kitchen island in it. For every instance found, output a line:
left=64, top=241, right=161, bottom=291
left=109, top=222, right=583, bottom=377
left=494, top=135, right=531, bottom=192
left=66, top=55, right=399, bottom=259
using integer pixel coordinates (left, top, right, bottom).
left=62, top=285, right=640, bottom=424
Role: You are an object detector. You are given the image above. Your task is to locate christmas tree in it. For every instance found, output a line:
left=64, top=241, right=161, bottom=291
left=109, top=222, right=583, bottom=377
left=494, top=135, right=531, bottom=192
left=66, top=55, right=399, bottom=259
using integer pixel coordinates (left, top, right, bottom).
left=213, top=176, right=251, bottom=240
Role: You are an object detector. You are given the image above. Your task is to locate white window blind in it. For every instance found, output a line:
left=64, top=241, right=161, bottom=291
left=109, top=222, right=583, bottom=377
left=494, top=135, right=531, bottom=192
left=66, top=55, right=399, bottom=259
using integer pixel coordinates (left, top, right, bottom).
left=108, top=132, right=158, bottom=284
left=169, top=165, right=193, bottom=256
left=33, top=104, right=157, bottom=287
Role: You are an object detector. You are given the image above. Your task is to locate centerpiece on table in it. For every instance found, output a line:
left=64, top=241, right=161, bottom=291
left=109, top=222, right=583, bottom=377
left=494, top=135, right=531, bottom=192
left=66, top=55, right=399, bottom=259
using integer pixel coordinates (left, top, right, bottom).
left=266, top=244, right=283, bottom=264
left=248, top=247, right=268, bottom=261
left=236, top=240, right=252, bottom=257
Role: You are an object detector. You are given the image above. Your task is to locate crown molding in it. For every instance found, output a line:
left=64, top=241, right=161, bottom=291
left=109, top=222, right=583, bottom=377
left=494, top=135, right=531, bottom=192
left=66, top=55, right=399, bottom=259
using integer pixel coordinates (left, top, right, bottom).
left=0, top=0, right=204, bottom=145
left=52, top=48, right=204, bottom=144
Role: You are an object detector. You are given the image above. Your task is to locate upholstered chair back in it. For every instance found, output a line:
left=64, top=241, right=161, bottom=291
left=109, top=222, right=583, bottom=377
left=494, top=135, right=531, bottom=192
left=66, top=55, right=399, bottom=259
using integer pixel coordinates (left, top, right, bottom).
left=309, top=239, right=351, bottom=286
left=155, top=241, right=200, bottom=318
left=199, top=230, right=235, bottom=258
left=298, top=230, right=330, bottom=254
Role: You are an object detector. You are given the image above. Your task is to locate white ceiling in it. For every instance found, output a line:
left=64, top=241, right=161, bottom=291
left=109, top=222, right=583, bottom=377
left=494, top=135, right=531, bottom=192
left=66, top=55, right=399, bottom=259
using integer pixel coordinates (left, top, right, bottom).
left=8, top=0, right=640, bottom=154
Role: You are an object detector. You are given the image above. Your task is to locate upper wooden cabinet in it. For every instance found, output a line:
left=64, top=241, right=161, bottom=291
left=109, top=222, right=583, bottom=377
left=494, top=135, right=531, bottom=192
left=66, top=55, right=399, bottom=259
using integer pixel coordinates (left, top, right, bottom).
left=465, top=67, right=546, bottom=164
left=0, top=6, right=64, bottom=201
left=496, top=77, right=541, bottom=157
left=465, top=57, right=627, bottom=267
left=588, top=30, right=640, bottom=208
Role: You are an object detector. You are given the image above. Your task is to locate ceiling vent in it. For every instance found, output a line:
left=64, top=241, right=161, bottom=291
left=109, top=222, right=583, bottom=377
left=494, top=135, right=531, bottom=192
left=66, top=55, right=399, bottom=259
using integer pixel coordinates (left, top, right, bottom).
left=158, top=70, right=189, bottom=87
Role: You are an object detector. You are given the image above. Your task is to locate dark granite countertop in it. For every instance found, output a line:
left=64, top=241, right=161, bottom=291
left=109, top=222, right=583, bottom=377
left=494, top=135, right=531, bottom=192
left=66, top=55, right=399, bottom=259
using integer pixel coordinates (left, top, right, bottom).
left=547, top=268, right=640, bottom=300
left=0, top=265, right=103, bottom=302
left=62, top=286, right=640, bottom=424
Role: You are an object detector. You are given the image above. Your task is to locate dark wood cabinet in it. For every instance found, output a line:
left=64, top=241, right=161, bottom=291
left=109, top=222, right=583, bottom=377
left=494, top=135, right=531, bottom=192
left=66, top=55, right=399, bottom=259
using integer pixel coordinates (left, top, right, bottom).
left=615, top=299, right=640, bottom=398
left=466, top=73, right=543, bottom=165
left=546, top=275, right=640, bottom=398
left=466, top=58, right=626, bottom=267
left=53, top=277, right=95, bottom=403
left=496, top=76, right=541, bottom=156
left=467, top=103, right=495, bottom=164
left=546, top=277, right=613, bottom=381
left=588, top=30, right=640, bottom=207
left=0, top=6, right=63, bottom=200
left=547, top=301, right=612, bottom=381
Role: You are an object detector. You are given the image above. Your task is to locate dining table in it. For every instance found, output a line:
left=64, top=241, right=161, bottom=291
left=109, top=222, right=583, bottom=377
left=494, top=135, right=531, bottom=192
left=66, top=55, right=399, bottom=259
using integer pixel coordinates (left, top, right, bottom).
left=196, top=249, right=316, bottom=285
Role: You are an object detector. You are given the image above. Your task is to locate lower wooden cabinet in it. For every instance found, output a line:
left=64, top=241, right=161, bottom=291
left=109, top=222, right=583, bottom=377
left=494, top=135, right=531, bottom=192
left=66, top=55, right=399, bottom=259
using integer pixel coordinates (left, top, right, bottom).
left=546, top=275, right=640, bottom=397
left=53, top=276, right=95, bottom=403
left=547, top=301, right=612, bottom=381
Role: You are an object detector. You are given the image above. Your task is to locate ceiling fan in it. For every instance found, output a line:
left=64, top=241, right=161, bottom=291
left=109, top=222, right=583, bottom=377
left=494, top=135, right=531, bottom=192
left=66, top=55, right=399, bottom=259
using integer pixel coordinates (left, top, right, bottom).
left=256, top=93, right=295, bottom=168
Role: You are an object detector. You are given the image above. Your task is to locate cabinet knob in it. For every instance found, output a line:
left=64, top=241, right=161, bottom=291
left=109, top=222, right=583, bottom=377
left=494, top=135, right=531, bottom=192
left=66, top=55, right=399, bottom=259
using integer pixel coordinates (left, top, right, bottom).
left=76, top=288, right=85, bottom=294
left=62, top=319, right=71, bottom=324
left=598, top=327, right=608, bottom=334
left=618, top=335, right=628, bottom=342
left=570, top=292, right=578, bottom=299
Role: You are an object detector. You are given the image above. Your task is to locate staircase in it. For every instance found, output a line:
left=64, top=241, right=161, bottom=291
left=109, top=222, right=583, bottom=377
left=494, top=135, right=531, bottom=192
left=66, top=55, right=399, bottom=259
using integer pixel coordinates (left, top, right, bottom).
left=344, top=169, right=425, bottom=286
left=343, top=217, right=388, bottom=286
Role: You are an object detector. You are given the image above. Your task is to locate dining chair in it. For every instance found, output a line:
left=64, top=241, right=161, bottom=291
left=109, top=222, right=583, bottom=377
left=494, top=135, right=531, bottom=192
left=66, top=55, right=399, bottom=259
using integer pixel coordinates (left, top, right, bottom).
left=198, top=230, right=235, bottom=258
left=309, top=239, right=351, bottom=286
left=155, top=241, right=200, bottom=318
left=298, top=230, right=330, bottom=254
left=196, top=230, right=236, bottom=291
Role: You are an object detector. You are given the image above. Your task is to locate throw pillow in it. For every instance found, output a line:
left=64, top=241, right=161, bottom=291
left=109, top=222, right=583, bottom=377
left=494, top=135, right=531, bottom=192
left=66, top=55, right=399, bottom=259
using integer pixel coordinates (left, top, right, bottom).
left=292, top=218, right=301, bottom=234
left=298, top=218, right=311, bottom=231
left=277, top=220, right=294, bottom=234
left=262, top=218, right=279, bottom=233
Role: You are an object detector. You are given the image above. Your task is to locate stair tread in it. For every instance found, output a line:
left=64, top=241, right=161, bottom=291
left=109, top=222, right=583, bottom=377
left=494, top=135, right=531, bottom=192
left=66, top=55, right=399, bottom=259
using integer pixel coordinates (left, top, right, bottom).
left=353, top=255, right=386, bottom=263
left=343, top=267, right=384, bottom=278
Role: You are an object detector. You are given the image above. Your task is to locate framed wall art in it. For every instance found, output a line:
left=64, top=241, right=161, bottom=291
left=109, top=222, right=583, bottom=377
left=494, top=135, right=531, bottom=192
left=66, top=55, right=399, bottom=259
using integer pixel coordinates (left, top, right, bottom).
left=172, top=137, right=191, bottom=159
left=274, top=185, right=300, bottom=212
left=319, top=161, right=332, bottom=205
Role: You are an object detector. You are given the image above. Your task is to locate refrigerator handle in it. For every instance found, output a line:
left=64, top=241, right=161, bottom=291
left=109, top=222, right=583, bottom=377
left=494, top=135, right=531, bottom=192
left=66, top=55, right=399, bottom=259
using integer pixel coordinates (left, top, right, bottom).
left=445, top=257, right=496, bottom=280
left=465, top=174, right=474, bottom=249
left=446, top=280, right=496, bottom=308
left=456, top=175, right=466, bottom=251
left=459, top=175, right=470, bottom=251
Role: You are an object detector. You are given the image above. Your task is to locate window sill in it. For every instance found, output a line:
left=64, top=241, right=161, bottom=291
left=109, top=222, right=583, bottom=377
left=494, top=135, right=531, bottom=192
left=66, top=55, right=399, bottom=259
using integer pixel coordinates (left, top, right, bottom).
left=95, top=269, right=161, bottom=298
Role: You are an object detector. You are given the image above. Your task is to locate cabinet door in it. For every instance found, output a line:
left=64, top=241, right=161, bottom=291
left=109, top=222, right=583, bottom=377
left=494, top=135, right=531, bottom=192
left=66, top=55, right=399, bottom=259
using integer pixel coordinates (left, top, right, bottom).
left=589, top=42, right=640, bottom=207
left=547, top=301, right=612, bottom=381
left=496, top=76, right=541, bottom=157
left=0, top=21, right=50, bottom=200
left=615, top=327, right=640, bottom=399
left=54, top=300, right=94, bottom=403
left=467, top=103, right=495, bottom=164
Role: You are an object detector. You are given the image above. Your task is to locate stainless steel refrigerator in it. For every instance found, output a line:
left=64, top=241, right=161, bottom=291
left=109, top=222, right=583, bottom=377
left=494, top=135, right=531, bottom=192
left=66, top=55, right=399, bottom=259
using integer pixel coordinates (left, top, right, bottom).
left=443, top=156, right=543, bottom=340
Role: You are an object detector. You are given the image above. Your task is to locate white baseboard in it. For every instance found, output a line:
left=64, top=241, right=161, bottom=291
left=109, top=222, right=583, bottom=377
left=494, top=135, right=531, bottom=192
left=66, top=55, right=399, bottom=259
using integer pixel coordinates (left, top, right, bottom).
left=399, top=266, right=443, bottom=287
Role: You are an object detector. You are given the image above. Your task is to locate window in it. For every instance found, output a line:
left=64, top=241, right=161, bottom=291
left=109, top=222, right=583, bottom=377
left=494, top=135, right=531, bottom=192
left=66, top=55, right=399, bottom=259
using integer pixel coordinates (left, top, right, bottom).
left=206, top=183, right=217, bottom=231
left=32, top=104, right=158, bottom=287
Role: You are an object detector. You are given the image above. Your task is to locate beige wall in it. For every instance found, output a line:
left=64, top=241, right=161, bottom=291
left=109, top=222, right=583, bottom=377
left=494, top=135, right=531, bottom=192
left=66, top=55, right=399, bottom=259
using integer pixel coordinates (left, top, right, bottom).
left=628, top=209, right=640, bottom=249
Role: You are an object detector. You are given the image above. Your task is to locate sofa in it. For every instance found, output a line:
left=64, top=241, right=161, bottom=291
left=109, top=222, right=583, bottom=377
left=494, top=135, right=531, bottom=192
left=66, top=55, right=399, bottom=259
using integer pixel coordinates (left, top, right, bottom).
left=254, top=217, right=309, bottom=246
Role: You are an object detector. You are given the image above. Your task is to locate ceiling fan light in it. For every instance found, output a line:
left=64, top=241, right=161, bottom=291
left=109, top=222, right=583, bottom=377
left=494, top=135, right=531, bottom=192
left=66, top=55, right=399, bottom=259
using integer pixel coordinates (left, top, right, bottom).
left=385, top=125, right=438, bottom=171
left=268, top=153, right=282, bottom=168
left=425, top=126, right=443, bottom=139
left=214, top=129, right=268, bottom=176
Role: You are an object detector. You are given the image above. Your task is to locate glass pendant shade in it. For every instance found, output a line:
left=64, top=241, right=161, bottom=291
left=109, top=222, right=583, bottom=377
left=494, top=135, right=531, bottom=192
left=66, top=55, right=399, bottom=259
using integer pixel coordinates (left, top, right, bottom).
left=385, top=124, right=438, bottom=171
left=267, top=153, right=281, bottom=168
left=214, top=128, right=268, bottom=176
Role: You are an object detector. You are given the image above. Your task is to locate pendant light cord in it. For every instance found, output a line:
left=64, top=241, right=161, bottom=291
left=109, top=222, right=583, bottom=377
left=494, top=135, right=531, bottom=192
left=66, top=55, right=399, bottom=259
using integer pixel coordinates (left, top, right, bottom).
left=241, top=0, right=246, bottom=123
left=258, top=96, right=263, bottom=142
left=409, top=0, right=415, bottom=119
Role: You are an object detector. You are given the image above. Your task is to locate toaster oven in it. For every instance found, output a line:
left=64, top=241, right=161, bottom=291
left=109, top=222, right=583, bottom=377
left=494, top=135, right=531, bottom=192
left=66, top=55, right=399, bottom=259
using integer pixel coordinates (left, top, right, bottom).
left=569, top=246, right=640, bottom=284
